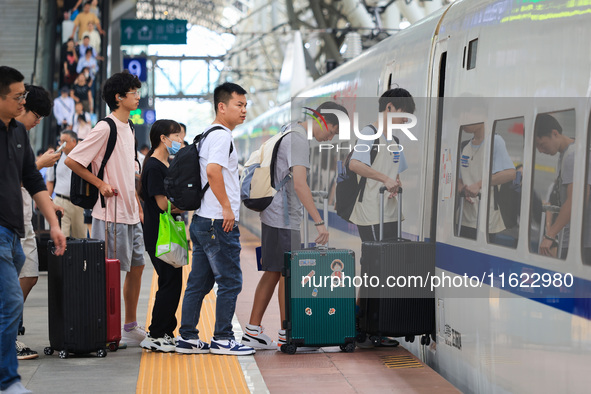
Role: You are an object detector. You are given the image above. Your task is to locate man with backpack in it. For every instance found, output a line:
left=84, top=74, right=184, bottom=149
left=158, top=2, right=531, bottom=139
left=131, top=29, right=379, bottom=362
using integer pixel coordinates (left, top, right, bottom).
left=348, top=88, right=414, bottom=242
left=65, top=71, right=147, bottom=347
left=347, top=88, right=414, bottom=348
left=240, top=101, right=348, bottom=350
left=175, top=82, right=254, bottom=356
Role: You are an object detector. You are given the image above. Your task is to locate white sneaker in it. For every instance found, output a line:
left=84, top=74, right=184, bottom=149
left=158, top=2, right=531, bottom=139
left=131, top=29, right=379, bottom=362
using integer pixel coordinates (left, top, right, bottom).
left=241, top=325, right=278, bottom=350
left=175, top=337, right=210, bottom=354
left=210, top=338, right=255, bottom=355
left=1, top=381, right=32, bottom=394
left=140, top=334, right=175, bottom=352
left=121, top=325, right=147, bottom=347
left=277, top=329, right=286, bottom=351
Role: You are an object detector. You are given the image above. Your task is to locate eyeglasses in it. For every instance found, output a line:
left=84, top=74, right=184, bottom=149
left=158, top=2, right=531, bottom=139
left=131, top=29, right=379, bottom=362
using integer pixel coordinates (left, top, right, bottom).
left=14, top=91, right=29, bottom=103
left=126, top=91, right=141, bottom=98
left=32, top=111, right=43, bottom=121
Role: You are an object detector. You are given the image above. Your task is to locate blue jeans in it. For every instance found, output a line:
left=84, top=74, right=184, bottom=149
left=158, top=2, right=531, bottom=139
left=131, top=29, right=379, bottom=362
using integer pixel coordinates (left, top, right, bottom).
left=179, top=216, right=242, bottom=340
left=0, top=225, right=25, bottom=390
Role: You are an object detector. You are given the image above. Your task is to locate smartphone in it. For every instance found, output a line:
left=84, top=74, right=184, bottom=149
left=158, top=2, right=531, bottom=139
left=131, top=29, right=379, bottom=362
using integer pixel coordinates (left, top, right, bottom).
left=55, top=142, right=66, bottom=154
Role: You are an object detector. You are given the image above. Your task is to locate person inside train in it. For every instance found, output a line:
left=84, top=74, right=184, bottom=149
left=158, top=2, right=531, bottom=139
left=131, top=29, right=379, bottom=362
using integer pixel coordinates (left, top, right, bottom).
left=175, top=82, right=254, bottom=356
left=347, top=88, right=414, bottom=348
left=241, top=101, right=348, bottom=350
left=534, top=113, right=575, bottom=258
left=138, top=120, right=184, bottom=353
left=456, top=122, right=515, bottom=241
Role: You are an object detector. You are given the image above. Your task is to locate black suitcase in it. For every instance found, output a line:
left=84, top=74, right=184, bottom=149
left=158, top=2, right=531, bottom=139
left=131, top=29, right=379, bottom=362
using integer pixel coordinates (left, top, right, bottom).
left=45, top=238, right=108, bottom=358
left=36, top=231, right=50, bottom=272
left=357, top=187, right=436, bottom=346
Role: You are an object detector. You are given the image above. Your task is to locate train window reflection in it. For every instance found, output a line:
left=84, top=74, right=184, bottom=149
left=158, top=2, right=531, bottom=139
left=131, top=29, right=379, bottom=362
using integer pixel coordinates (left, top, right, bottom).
left=582, top=112, right=591, bottom=265
left=455, top=123, right=486, bottom=240
left=487, top=117, right=523, bottom=248
left=529, top=110, right=576, bottom=260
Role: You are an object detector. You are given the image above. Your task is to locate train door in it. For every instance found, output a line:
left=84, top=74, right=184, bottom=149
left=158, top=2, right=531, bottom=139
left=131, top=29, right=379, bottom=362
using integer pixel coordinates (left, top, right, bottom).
left=426, top=38, right=448, bottom=243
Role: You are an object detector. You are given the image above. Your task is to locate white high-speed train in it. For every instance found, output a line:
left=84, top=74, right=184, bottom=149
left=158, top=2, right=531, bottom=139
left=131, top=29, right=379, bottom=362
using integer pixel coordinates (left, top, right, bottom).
left=234, top=0, right=591, bottom=392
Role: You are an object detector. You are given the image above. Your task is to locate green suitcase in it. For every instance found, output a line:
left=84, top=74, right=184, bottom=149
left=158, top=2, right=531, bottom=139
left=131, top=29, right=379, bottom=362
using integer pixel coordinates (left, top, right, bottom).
left=282, top=248, right=356, bottom=354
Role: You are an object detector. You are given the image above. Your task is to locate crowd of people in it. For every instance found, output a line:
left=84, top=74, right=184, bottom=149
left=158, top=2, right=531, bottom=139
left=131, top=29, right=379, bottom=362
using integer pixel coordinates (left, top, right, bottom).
left=1, top=55, right=424, bottom=392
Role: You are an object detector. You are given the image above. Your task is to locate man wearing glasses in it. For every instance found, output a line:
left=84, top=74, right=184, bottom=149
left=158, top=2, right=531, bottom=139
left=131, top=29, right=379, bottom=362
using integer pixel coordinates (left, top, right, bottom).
left=66, top=71, right=147, bottom=348
left=0, top=66, right=66, bottom=393
left=14, top=84, right=63, bottom=362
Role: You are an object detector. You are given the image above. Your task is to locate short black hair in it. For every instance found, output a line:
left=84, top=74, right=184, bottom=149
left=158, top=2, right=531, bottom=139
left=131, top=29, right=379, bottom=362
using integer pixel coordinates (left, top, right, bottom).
left=0, top=66, right=24, bottom=96
left=179, top=123, right=187, bottom=132
left=315, top=101, right=349, bottom=126
left=379, top=88, right=415, bottom=114
left=213, top=82, right=246, bottom=114
left=61, top=129, right=78, bottom=142
left=534, top=113, right=562, bottom=138
left=24, top=84, right=52, bottom=117
left=102, top=71, right=141, bottom=111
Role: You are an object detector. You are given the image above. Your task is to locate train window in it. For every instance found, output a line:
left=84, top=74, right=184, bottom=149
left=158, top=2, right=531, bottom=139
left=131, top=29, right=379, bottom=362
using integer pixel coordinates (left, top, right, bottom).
left=582, top=112, right=591, bottom=265
left=467, top=39, right=478, bottom=70
left=529, top=110, right=576, bottom=260
left=455, top=123, right=486, bottom=240
left=486, top=117, right=524, bottom=248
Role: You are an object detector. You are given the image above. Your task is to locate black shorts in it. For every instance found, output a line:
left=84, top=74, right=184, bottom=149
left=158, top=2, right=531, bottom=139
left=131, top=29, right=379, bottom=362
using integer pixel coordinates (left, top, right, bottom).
left=261, top=222, right=301, bottom=272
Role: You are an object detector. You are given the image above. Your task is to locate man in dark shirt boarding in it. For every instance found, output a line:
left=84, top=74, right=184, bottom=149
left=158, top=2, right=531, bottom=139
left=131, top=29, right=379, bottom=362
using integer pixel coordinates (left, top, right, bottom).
left=0, top=66, right=66, bottom=394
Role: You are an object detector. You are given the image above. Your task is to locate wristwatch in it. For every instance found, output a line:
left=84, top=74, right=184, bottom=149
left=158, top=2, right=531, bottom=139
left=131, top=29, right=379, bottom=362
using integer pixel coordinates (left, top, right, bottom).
left=314, top=220, right=325, bottom=226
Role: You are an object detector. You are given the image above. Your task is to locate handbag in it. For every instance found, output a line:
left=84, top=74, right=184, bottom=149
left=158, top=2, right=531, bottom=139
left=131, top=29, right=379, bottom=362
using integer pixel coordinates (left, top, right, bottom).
left=155, top=202, right=188, bottom=268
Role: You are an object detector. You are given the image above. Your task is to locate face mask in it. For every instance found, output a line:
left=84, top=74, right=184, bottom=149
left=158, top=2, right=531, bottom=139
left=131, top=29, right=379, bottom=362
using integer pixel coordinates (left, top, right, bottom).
left=166, top=137, right=181, bottom=155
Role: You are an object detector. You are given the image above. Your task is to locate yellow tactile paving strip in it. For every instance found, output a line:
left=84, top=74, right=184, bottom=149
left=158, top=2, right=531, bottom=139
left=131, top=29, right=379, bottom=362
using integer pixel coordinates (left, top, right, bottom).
left=136, top=257, right=250, bottom=394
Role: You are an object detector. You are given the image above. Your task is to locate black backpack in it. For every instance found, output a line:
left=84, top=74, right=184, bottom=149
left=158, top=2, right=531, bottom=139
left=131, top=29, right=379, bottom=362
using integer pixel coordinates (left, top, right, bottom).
left=70, top=118, right=134, bottom=209
left=164, top=126, right=232, bottom=211
left=335, top=127, right=383, bottom=223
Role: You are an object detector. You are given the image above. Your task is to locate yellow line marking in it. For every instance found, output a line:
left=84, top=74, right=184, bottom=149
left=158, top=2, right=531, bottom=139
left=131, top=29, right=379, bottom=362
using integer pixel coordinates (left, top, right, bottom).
left=380, top=355, right=425, bottom=369
left=137, top=256, right=250, bottom=394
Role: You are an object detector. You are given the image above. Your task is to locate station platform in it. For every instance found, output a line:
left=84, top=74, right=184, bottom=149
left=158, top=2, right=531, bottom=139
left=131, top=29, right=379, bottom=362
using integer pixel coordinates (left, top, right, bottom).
left=15, top=226, right=459, bottom=393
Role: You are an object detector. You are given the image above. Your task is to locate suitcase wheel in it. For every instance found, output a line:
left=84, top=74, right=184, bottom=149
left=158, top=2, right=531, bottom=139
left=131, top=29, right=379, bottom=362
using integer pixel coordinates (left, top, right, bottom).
left=97, top=348, right=107, bottom=358
left=370, top=336, right=381, bottom=347
left=355, top=332, right=366, bottom=343
left=108, top=342, right=119, bottom=352
left=420, top=335, right=430, bottom=346
left=339, top=343, right=355, bottom=353
left=58, top=350, right=69, bottom=359
left=405, top=335, right=415, bottom=343
left=44, top=347, right=54, bottom=356
left=281, top=344, right=297, bottom=355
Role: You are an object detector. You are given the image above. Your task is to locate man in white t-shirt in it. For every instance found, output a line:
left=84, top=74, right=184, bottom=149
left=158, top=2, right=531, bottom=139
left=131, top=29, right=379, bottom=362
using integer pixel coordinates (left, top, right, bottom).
left=457, top=123, right=515, bottom=241
left=175, top=83, right=255, bottom=356
left=349, top=88, right=414, bottom=242
left=47, top=130, right=86, bottom=238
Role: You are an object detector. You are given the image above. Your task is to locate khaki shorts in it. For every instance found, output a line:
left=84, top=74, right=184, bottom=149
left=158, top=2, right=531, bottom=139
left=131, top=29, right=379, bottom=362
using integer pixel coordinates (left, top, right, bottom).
left=91, top=218, right=145, bottom=272
left=19, top=222, right=39, bottom=278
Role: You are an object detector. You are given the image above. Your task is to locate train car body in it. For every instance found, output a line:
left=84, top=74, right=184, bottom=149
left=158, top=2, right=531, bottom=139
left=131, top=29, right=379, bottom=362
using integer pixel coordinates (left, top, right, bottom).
left=234, top=0, right=591, bottom=392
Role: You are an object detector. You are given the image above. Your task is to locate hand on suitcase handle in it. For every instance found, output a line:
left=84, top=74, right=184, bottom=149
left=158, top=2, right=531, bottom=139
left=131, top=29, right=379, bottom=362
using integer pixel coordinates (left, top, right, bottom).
left=379, top=186, right=403, bottom=194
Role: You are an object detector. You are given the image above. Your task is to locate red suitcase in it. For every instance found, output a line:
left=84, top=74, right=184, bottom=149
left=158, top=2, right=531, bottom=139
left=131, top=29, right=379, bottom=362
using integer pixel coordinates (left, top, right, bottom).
left=105, top=192, right=121, bottom=351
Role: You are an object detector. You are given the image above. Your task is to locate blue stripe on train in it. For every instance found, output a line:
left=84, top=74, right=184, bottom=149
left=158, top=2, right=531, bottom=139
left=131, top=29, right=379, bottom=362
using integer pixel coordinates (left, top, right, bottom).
left=436, top=242, right=591, bottom=320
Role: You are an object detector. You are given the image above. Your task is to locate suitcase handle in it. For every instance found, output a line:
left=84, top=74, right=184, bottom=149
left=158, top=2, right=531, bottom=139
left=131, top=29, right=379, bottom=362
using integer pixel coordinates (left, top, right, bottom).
left=303, top=191, right=329, bottom=248
left=379, top=186, right=402, bottom=241
left=105, top=189, right=118, bottom=258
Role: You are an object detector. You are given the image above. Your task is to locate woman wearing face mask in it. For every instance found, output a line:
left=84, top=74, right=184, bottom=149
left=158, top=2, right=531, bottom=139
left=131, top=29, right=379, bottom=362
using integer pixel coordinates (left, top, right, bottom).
left=139, top=119, right=184, bottom=352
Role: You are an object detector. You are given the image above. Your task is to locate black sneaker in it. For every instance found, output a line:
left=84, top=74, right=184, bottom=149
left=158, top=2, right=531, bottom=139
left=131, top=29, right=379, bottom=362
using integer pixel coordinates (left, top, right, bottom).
left=16, top=341, right=38, bottom=360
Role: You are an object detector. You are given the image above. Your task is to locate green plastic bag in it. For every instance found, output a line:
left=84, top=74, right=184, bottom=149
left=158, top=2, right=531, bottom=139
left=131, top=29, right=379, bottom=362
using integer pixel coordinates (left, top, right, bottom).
left=155, top=202, right=188, bottom=268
